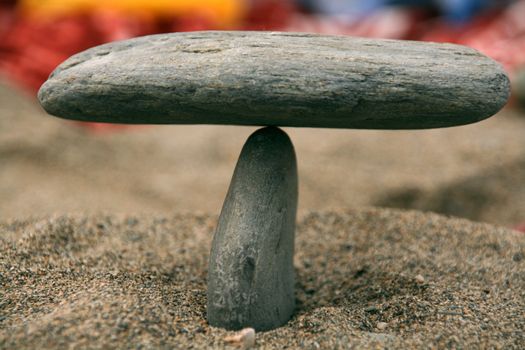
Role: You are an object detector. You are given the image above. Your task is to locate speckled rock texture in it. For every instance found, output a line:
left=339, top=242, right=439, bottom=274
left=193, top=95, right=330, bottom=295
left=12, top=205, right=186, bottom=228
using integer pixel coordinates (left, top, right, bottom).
left=38, top=31, right=509, bottom=129
left=1, top=209, right=524, bottom=349
left=208, top=127, right=297, bottom=331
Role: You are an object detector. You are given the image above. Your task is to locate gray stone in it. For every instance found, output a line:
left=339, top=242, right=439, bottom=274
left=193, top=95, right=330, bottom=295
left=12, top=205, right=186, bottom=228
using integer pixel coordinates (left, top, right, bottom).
left=207, top=127, right=297, bottom=331
left=38, top=31, right=509, bottom=129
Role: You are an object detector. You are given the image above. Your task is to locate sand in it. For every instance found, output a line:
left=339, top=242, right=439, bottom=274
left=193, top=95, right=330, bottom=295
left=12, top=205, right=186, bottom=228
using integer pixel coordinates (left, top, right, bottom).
left=1, top=208, right=524, bottom=349
left=1, top=81, right=525, bottom=227
left=1, top=76, right=525, bottom=349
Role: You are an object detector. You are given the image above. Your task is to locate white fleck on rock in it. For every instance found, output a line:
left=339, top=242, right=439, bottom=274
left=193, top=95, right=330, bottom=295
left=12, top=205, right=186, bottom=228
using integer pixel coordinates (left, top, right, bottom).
left=224, top=328, right=256, bottom=349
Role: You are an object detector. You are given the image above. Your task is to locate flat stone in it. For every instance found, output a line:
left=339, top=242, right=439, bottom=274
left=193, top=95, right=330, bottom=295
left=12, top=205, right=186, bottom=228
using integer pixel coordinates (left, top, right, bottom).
left=207, top=127, right=297, bottom=331
left=38, top=31, right=509, bottom=129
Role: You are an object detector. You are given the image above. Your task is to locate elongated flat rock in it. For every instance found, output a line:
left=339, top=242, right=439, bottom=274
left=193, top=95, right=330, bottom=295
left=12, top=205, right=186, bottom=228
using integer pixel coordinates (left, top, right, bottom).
left=207, top=127, right=297, bottom=331
left=38, top=31, right=510, bottom=129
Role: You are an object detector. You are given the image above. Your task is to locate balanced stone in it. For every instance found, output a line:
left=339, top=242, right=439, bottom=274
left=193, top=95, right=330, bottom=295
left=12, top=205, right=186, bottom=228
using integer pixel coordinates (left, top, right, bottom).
left=38, top=31, right=509, bottom=129
left=207, top=127, right=297, bottom=331
left=36, top=30, right=512, bottom=333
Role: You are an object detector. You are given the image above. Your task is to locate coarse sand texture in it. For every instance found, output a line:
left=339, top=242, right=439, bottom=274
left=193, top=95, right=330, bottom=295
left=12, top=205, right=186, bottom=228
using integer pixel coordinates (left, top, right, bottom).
left=1, top=208, right=524, bottom=348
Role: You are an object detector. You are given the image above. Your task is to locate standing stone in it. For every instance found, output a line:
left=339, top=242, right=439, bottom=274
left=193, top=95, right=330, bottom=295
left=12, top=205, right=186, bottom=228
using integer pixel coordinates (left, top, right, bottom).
left=207, top=127, right=297, bottom=331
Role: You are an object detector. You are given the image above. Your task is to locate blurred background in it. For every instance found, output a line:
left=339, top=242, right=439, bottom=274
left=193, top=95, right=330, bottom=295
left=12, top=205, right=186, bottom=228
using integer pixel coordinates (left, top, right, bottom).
left=0, top=0, right=524, bottom=231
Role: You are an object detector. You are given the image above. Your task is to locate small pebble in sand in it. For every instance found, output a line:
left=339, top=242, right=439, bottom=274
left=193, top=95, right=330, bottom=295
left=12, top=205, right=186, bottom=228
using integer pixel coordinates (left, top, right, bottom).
left=377, top=322, right=389, bottom=331
left=415, top=274, right=425, bottom=284
left=224, top=328, right=256, bottom=349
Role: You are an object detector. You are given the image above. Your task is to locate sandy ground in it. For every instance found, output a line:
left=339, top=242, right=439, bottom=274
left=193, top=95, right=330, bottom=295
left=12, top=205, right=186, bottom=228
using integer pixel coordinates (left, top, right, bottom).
left=1, top=81, right=525, bottom=227
left=1, top=208, right=524, bottom=349
left=1, top=80, right=525, bottom=349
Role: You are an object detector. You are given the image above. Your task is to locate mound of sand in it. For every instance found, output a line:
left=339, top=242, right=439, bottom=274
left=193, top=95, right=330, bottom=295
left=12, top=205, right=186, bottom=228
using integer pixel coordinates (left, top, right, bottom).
left=1, top=208, right=523, bottom=348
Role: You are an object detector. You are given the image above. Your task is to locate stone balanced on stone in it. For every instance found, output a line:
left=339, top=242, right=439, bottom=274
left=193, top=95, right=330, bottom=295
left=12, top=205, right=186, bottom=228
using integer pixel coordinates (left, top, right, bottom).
left=38, top=31, right=510, bottom=331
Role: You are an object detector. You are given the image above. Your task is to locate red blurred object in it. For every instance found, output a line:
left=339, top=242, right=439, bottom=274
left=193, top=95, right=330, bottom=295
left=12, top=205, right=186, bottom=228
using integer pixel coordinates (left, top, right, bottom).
left=244, top=0, right=297, bottom=30
left=172, top=13, right=217, bottom=32
left=92, top=10, right=156, bottom=42
left=515, top=222, right=525, bottom=233
left=421, top=1, right=525, bottom=74
left=0, top=11, right=156, bottom=91
left=0, top=10, right=156, bottom=130
left=0, top=3, right=15, bottom=37
left=419, top=12, right=499, bottom=43
left=0, top=3, right=241, bottom=131
left=2, top=16, right=91, bottom=91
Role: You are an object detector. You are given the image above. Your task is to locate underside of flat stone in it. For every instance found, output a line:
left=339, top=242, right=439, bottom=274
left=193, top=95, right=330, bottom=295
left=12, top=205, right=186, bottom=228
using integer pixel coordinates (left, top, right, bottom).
left=38, top=31, right=510, bottom=129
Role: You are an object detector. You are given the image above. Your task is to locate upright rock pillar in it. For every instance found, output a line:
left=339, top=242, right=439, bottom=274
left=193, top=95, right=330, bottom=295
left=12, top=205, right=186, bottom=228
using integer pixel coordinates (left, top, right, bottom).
left=207, top=127, right=297, bottom=331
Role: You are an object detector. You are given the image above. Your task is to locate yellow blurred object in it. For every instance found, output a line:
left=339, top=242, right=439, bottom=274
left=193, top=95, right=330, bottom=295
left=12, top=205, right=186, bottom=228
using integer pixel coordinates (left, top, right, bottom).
left=19, top=0, right=245, bottom=27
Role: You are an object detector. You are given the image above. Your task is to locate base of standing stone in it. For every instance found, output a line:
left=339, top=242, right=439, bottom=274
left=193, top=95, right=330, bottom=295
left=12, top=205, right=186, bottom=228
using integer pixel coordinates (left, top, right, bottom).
left=207, top=127, right=297, bottom=331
